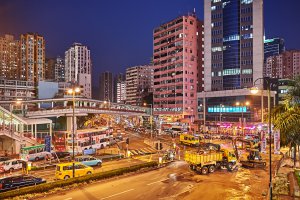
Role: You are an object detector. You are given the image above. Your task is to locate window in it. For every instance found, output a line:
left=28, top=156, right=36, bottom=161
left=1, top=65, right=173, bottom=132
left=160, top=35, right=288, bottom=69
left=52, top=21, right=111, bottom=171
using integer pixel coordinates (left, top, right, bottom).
left=212, top=47, right=222, bottom=52
left=241, top=0, right=253, bottom=4
left=242, top=69, right=252, bottom=74
left=223, top=68, right=240, bottom=76
left=223, top=34, right=240, bottom=42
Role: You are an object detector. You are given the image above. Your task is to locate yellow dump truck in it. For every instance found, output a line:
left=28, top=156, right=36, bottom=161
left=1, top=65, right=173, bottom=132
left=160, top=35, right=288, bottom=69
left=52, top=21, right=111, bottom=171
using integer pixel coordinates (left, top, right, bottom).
left=184, top=149, right=237, bottom=174
left=180, top=134, right=202, bottom=146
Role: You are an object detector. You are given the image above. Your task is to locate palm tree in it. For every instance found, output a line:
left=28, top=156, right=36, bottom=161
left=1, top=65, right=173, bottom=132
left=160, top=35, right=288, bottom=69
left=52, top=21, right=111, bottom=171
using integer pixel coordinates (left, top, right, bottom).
left=271, top=77, right=300, bottom=166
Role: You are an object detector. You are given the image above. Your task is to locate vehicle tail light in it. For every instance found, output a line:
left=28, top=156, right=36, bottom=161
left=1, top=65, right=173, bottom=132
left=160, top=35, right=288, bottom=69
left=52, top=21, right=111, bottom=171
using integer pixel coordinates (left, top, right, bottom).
left=0, top=183, right=2, bottom=189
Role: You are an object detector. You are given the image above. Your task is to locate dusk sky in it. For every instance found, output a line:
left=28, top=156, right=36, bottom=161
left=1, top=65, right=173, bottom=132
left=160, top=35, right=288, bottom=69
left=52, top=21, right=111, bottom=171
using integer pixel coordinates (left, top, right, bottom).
left=1, top=0, right=300, bottom=86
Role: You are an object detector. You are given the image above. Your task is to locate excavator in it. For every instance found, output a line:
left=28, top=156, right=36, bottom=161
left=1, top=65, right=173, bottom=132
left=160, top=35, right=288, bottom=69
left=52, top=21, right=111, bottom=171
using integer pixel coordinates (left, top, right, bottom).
left=232, top=137, right=266, bottom=168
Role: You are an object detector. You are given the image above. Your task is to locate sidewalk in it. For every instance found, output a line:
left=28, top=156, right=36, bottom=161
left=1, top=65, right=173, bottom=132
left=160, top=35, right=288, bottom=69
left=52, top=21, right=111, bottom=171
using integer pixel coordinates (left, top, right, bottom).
left=273, top=158, right=300, bottom=199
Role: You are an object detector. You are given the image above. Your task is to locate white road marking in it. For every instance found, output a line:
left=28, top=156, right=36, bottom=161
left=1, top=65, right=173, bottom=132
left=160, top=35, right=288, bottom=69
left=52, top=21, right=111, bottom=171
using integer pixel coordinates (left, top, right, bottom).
left=146, top=178, right=169, bottom=186
left=100, top=189, right=134, bottom=200
left=64, top=198, right=73, bottom=200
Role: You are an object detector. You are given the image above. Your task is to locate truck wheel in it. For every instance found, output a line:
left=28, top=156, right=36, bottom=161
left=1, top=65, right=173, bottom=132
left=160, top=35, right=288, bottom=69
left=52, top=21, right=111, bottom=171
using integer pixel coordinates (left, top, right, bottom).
left=64, top=175, right=70, bottom=180
left=201, top=167, right=208, bottom=175
left=209, top=165, right=215, bottom=173
left=228, top=162, right=233, bottom=170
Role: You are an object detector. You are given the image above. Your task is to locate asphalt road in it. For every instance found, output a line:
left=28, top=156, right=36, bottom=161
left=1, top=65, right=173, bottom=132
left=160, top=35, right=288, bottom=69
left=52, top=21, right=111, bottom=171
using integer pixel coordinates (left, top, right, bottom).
left=40, top=161, right=193, bottom=200
left=2, top=158, right=146, bottom=182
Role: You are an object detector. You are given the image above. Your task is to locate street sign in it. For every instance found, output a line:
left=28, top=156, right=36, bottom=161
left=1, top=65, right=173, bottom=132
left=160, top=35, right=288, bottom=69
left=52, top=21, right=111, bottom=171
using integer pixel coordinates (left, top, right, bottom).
left=44, top=135, right=51, bottom=152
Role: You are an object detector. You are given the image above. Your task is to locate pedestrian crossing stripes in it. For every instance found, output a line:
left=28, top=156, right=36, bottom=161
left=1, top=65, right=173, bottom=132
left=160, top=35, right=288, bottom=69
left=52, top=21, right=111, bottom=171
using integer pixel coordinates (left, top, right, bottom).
left=129, top=147, right=157, bottom=155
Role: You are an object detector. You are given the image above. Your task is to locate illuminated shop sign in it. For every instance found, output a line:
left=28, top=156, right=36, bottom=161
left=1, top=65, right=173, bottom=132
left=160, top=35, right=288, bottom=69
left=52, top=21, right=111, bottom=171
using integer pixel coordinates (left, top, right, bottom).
left=208, top=106, right=246, bottom=113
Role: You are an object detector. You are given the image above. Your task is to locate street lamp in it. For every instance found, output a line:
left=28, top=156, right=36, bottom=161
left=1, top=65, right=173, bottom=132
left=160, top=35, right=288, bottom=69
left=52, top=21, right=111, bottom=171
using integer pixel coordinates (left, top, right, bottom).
left=235, top=101, right=250, bottom=138
left=250, top=77, right=277, bottom=200
left=143, top=103, right=153, bottom=139
left=67, top=87, right=80, bottom=178
left=10, top=98, right=22, bottom=155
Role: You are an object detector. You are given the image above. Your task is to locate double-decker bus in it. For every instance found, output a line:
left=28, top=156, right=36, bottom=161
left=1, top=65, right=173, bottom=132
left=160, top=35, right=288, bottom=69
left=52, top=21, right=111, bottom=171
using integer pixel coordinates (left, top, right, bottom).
left=53, top=127, right=113, bottom=153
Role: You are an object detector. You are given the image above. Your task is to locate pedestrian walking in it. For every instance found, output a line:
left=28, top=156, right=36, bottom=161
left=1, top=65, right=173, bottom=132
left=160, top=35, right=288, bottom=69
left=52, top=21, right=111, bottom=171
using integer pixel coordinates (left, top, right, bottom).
left=22, top=161, right=27, bottom=174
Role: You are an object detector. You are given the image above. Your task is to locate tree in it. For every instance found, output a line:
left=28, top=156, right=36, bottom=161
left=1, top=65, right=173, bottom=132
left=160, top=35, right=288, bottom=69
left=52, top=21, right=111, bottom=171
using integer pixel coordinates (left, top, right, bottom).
left=271, top=77, right=300, bottom=166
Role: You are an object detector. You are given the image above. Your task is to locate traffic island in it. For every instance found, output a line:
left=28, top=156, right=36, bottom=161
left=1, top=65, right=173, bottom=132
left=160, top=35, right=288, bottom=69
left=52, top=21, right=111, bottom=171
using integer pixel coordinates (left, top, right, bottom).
left=0, top=161, right=158, bottom=199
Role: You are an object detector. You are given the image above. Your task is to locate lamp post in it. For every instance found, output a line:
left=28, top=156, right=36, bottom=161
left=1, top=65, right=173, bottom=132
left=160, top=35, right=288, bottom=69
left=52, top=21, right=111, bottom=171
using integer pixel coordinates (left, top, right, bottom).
left=67, top=87, right=80, bottom=178
left=219, top=104, right=224, bottom=134
left=144, top=103, right=153, bottom=139
left=250, top=77, right=277, bottom=200
left=235, top=101, right=250, bottom=138
left=104, top=100, right=111, bottom=127
left=10, top=98, right=22, bottom=155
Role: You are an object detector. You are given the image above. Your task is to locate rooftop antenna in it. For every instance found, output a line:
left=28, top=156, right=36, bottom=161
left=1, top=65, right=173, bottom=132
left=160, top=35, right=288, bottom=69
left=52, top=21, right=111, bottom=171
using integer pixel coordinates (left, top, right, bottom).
left=193, top=7, right=196, bottom=13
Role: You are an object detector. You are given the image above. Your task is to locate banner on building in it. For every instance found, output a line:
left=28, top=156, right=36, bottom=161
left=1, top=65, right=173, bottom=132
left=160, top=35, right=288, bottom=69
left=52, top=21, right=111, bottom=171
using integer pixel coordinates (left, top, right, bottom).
left=274, top=130, right=280, bottom=154
left=261, top=131, right=266, bottom=153
left=44, top=135, right=51, bottom=152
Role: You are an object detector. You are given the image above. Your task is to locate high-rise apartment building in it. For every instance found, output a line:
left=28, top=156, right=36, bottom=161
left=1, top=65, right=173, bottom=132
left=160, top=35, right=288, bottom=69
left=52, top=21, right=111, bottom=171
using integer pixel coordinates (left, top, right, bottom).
left=99, top=71, right=113, bottom=101
left=45, top=58, right=56, bottom=80
left=264, top=38, right=285, bottom=61
left=0, top=34, right=19, bottom=80
left=54, top=56, right=65, bottom=82
left=126, top=66, right=153, bottom=106
left=265, top=50, right=300, bottom=79
left=114, top=73, right=126, bottom=103
left=153, top=13, right=203, bottom=118
left=20, top=33, right=45, bottom=83
left=204, top=0, right=264, bottom=91
left=65, top=43, right=92, bottom=98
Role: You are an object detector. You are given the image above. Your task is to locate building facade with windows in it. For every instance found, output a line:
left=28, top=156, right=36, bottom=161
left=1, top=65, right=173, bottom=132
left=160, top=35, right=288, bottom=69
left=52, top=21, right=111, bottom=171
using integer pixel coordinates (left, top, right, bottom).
left=198, top=0, right=265, bottom=129
left=54, top=56, right=65, bottom=82
left=153, top=13, right=203, bottom=120
left=265, top=50, right=300, bottom=79
left=264, top=38, right=285, bottom=62
left=45, top=58, right=56, bottom=80
left=0, top=34, right=19, bottom=80
left=114, top=73, right=126, bottom=103
left=204, top=0, right=263, bottom=91
left=20, top=33, right=45, bottom=84
left=65, top=43, right=92, bottom=98
left=126, top=66, right=153, bottom=106
left=0, top=79, right=35, bottom=101
left=99, top=71, right=113, bottom=102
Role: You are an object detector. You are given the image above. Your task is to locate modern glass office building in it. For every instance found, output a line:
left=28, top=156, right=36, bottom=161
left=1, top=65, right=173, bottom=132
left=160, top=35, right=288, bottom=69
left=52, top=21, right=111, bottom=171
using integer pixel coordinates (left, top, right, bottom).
left=264, top=38, right=285, bottom=62
left=198, top=0, right=265, bottom=129
left=204, top=0, right=264, bottom=91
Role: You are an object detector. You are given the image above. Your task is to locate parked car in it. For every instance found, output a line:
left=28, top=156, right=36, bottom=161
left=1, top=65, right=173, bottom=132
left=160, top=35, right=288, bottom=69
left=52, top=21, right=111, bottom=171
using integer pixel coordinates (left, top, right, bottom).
left=0, top=159, right=26, bottom=173
left=0, top=175, right=46, bottom=192
left=75, top=156, right=102, bottom=167
left=55, top=162, right=94, bottom=180
left=0, top=157, right=10, bottom=162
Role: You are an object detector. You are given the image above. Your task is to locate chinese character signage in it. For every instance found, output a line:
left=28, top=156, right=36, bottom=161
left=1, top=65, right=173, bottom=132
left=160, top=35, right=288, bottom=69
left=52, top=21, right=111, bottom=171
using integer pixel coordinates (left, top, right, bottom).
left=274, top=130, right=280, bottom=154
left=44, top=135, right=51, bottom=152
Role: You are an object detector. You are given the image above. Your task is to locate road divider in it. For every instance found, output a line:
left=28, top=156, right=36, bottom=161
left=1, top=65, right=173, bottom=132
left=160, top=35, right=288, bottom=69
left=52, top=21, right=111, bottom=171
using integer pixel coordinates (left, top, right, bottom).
left=0, top=161, right=158, bottom=199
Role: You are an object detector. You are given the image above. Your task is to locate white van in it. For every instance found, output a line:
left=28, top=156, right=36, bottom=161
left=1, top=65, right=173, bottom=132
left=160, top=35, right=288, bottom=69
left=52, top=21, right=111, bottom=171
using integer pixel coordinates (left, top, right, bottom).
left=0, top=159, right=26, bottom=172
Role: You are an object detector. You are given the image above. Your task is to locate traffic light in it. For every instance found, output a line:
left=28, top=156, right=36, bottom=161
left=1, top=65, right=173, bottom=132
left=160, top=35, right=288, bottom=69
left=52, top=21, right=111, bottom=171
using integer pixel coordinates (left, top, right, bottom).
left=126, top=138, right=129, bottom=144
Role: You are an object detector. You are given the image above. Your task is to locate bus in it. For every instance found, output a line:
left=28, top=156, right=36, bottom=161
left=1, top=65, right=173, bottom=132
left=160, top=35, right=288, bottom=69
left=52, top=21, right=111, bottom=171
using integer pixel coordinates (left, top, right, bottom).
left=20, top=144, right=52, bottom=161
left=52, top=127, right=113, bottom=153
